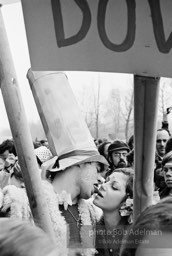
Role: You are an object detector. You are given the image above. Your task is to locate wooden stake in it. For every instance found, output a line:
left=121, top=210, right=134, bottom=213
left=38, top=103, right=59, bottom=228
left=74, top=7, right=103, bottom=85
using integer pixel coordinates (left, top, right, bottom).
left=0, top=8, right=55, bottom=240
left=134, top=75, right=160, bottom=221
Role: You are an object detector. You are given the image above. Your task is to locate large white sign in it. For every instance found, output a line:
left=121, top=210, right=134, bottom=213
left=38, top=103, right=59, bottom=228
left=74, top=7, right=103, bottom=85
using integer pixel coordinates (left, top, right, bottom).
left=21, top=0, right=172, bottom=77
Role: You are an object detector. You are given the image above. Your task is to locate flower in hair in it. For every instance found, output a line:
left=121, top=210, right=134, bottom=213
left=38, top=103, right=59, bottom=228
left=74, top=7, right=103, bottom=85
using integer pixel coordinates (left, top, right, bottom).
left=119, top=198, right=133, bottom=224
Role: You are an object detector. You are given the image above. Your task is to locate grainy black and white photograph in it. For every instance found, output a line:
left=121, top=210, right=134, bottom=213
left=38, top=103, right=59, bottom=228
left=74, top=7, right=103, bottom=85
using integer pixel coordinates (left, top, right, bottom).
left=0, top=1, right=172, bottom=256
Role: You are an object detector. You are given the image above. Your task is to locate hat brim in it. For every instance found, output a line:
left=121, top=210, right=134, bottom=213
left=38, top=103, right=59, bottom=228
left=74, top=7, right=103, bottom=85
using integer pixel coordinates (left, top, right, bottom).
left=42, top=154, right=109, bottom=173
left=108, top=147, right=129, bottom=153
left=164, top=162, right=172, bottom=168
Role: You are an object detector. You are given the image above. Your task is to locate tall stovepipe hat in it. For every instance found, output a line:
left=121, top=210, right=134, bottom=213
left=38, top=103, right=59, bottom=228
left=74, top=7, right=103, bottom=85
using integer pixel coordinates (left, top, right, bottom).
left=27, top=69, right=109, bottom=173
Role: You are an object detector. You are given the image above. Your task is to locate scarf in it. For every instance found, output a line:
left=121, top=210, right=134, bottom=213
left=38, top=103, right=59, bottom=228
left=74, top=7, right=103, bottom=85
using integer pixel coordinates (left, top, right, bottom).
left=1, top=181, right=99, bottom=256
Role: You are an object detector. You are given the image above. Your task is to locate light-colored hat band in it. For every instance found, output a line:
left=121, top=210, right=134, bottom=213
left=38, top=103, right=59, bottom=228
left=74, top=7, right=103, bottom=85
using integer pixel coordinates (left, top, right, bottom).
left=58, top=149, right=99, bottom=160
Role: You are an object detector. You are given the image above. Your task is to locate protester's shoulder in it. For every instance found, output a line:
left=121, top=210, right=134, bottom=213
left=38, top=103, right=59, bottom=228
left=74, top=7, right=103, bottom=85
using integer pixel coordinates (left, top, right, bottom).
left=0, top=184, right=31, bottom=219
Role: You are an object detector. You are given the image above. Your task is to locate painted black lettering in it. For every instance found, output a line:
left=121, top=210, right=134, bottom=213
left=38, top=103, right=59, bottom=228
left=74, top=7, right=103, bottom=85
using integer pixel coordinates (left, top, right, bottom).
left=148, top=0, right=172, bottom=53
left=97, top=0, right=136, bottom=52
left=51, top=0, right=91, bottom=47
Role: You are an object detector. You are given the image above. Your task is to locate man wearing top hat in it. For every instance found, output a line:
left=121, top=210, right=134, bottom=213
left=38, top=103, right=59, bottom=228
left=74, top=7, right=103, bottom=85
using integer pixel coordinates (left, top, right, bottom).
left=0, top=149, right=108, bottom=255
left=43, top=147, right=108, bottom=252
left=0, top=71, right=109, bottom=255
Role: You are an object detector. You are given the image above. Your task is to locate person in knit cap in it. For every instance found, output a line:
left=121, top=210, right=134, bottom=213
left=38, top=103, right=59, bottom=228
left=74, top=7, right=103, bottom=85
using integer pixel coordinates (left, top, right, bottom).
left=34, top=146, right=53, bottom=177
left=107, top=140, right=130, bottom=176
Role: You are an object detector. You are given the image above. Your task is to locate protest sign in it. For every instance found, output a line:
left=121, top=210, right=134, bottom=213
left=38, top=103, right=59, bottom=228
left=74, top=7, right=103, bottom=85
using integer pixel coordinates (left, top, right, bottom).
left=21, top=0, right=172, bottom=77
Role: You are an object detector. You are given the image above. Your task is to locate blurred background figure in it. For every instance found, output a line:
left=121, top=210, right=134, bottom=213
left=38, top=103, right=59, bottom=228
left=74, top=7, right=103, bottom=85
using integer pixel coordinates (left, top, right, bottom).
left=0, top=139, right=17, bottom=161
left=127, top=135, right=134, bottom=151
left=154, top=129, right=171, bottom=193
left=94, top=138, right=103, bottom=147
left=34, top=146, right=52, bottom=170
left=98, top=141, right=111, bottom=161
left=0, top=153, right=18, bottom=189
left=0, top=218, right=59, bottom=256
left=120, top=197, right=172, bottom=256
left=40, top=139, right=49, bottom=148
left=97, top=141, right=111, bottom=181
left=155, top=129, right=170, bottom=169
left=159, top=151, right=172, bottom=199
left=126, top=135, right=134, bottom=168
left=33, top=140, right=42, bottom=149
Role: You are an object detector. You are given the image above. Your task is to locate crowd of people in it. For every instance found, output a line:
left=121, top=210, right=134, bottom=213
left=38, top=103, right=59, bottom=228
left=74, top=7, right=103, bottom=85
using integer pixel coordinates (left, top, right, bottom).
left=0, top=122, right=172, bottom=255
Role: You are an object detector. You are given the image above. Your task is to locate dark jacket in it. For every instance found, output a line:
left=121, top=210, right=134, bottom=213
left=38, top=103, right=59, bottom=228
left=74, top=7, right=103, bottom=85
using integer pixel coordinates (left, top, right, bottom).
left=160, top=186, right=171, bottom=199
left=95, top=217, right=129, bottom=256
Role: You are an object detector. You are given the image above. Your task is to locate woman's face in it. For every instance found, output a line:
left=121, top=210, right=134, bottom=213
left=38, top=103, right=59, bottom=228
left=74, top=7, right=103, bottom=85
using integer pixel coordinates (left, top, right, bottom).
left=93, top=172, right=128, bottom=211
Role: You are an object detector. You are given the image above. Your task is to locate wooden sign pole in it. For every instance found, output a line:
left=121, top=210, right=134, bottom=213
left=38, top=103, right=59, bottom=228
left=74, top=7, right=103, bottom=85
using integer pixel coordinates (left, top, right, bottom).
left=0, top=8, right=55, bottom=240
left=133, top=75, right=160, bottom=221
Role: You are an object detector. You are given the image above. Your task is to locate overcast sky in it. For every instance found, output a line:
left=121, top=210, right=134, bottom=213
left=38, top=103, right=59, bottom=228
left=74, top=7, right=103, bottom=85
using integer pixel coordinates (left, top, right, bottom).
left=1, top=2, right=172, bottom=143
left=0, top=2, right=133, bottom=138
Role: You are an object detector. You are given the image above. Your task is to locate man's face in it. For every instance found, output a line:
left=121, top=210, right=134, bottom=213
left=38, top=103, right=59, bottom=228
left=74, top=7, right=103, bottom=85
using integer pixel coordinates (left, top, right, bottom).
left=163, top=163, right=172, bottom=188
left=111, top=150, right=128, bottom=168
left=156, top=130, right=169, bottom=157
left=79, top=162, right=100, bottom=199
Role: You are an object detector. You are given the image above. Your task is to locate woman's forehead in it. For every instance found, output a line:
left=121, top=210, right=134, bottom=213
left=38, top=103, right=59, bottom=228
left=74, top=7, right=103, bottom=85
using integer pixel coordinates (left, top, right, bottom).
left=110, top=172, right=128, bottom=184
